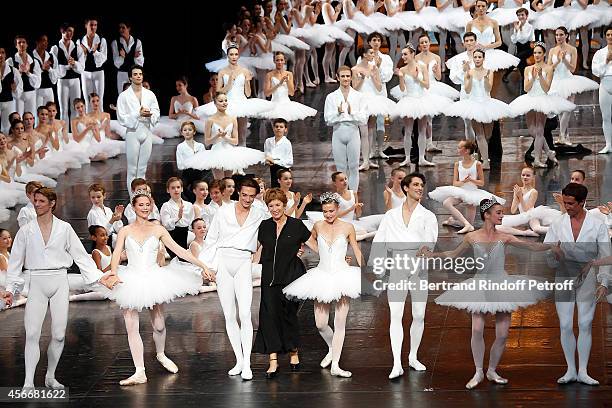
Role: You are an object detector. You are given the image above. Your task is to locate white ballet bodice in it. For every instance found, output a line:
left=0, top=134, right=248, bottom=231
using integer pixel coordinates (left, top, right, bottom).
left=390, top=191, right=405, bottom=209
left=539, top=1, right=554, bottom=12
left=322, top=3, right=334, bottom=25
left=502, top=0, right=526, bottom=8
left=517, top=188, right=535, bottom=213
left=316, top=234, right=350, bottom=270
left=571, top=0, right=586, bottom=10
left=419, top=59, right=438, bottom=83
left=174, top=100, right=195, bottom=117
left=125, top=235, right=162, bottom=269
left=338, top=190, right=356, bottom=221
left=468, top=75, right=490, bottom=99
left=551, top=52, right=572, bottom=80
left=286, top=192, right=296, bottom=217
left=210, top=122, right=234, bottom=150
left=223, top=73, right=247, bottom=101
left=271, top=77, right=290, bottom=102
left=403, top=71, right=425, bottom=98
left=471, top=25, right=495, bottom=46
left=458, top=160, right=478, bottom=187
left=527, top=68, right=549, bottom=96
left=387, top=0, right=400, bottom=13
left=360, top=73, right=380, bottom=95
left=93, top=248, right=112, bottom=270
left=473, top=241, right=505, bottom=277
left=76, top=122, right=95, bottom=145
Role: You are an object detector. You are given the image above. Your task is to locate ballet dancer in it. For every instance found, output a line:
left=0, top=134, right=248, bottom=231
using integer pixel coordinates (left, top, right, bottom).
left=124, top=179, right=160, bottom=224
left=277, top=168, right=312, bottom=218
left=383, top=167, right=407, bottom=210
left=502, top=7, right=534, bottom=83
left=78, top=18, right=107, bottom=111
left=0, top=47, right=22, bottom=133
left=593, top=26, right=612, bottom=154
left=324, top=65, right=366, bottom=191
left=111, top=21, right=145, bottom=94
left=8, top=35, right=41, bottom=116
left=543, top=182, right=612, bottom=385
left=372, top=172, right=438, bottom=378
left=51, top=23, right=84, bottom=122
left=117, top=65, right=160, bottom=192
left=192, top=180, right=216, bottom=224
left=33, top=35, right=58, bottom=108
left=0, top=229, right=28, bottom=309
left=283, top=192, right=363, bottom=377
left=1, top=187, right=116, bottom=389
left=176, top=121, right=210, bottom=202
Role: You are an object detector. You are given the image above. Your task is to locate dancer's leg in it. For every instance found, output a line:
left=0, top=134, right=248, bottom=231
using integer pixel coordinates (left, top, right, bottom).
left=417, top=118, right=432, bottom=165
left=359, top=124, right=371, bottom=168
left=346, top=129, right=361, bottom=191
left=82, top=72, right=94, bottom=112
left=464, top=118, right=475, bottom=140
left=23, top=276, right=51, bottom=388
left=439, top=30, right=448, bottom=64
left=576, top=279, right=597, bottom=384
left=58, top=79, right=70, bottom=122
left=559, top=95, right=575, bottom=144
left=579, top=28, right=589, bottom=69
left=314, top=301, right=333, bottom=367
left=388, top=273, right=409, bottom=378
left=234, top=259, right=254, bottom=379
left=555, top=301, right=578, bottom=383
left=442, top=197, right=473, bottom=231
left=45, top=276, right=69, bottom=388
left=466, top=313, right=486, bottom=389
left=121, top=309, right=147, bottom=385
left=294, top=49, right=306, bottom=92
left=68, top=79, right=81, bottom=120
left=216, top=266, right=243, bottom=375
left=323, top=43, right=335, bottom=82
left=237, top=117, right=248, bottom=147
left=487, top=312, right=511, bottom=383
left=332, top=130, right=349, bottom=174
left=135, top=130, right=152, bottom=180
left=599, top=80, right=612, bottom=153
left=330, top=297, right=351, bottom=377
left=408, top=300, right=427, bottom=370
left=310, top=47, right=320, bottom=84
left=400, top=117, right=414, bottom=166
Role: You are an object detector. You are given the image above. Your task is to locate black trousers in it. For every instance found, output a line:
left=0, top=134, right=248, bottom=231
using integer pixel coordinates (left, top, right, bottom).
left=253, top=284, right=301, bottom=354
left=168, top=226, right=189, bottom=259
left=181, top=168, right=213, bottom=202
left=516, top=42, right=532, bottom=78
left=269, top=164, right=287, bottom=188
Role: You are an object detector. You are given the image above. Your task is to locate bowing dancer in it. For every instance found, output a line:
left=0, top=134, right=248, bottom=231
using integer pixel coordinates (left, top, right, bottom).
left=51, top=23, right=84, bottom=122
left=78, top=18, right=107, bottom=111
left=283, top=192, right=363, bottom=378
left=0, top=188, right=116, bottom=389
left=0, top=47, right=22, bottom=133
left=117, top=65, right=160, bottom=193
left=105, top=190, right=211, bottom=386
left=111, top=21, right=145, bottom=94
left=592, top=27, right=612, bottom=154
left=371, top=172, right=438, bottom=378
left=543, top=183, right=612, bottom=385
left=253, top=188, right=316, bottom=378
left=425, top=198, right=557, bottom=389
left=8, top=35, right=41, bottom=116
left=33, top=35, right=58, bottom=108
left=201, top=178, right=267, bottom=381
left=324, top=65, right=367, bottom=192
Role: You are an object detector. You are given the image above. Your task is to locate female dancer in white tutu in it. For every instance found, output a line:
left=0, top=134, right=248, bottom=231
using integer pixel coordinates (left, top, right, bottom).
left=9, top=120, right=58, bottom=187
left=429, top=139, right=506, bottom=233
left=496, top=166, right=561, bottom=236
left=509, top=42, right=575, bottom=167
left=592, top=27, right=612, bottom=154
left=0, top=229, right=27, bottom=308
left=416, top=33, right=460, bottom=152
left=46, top=102, right=90, bottom=166
left=155, top=77, right=205, bottom=138
left=72, top=98, right=112, bottom=161
left=352, top=46, right=396, bottom=170
left=556, top=1, right=600, bottom=70
left=435, top=0, right=467, bottom=68
left=106, top=190, right=212, bottom=386
left=446, top=48, right=512, bottom=170
left=264, top=52, right=317, bottom=121
left=284, top=192, right=363, bottom=377
left=187, top=92, right=265, bottom=177
left=548, top=26, right=599, bottom=146
left=422, top=198, right=559, bottom=389
left=531, top=0, right=564, bottom=49
left=384, top=167, right=407, bottom=210
left=277, top=168, right=312, bottom=218
left=392, top=45, right=452, bottom=167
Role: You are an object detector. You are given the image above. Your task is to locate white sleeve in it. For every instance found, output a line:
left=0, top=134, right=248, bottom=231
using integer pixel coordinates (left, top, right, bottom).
left=51, top=46, right=67, bottom=78
left=12, top=67, right=23, bottom=99
left=74, top=45, right=85, bottom=74
left=93, top=38, right=108, bottom=67
left=148, top=91, right=160, bottom=127
left=448, top=60, right=465, bottom=85
left=5, top=227, right=27, bottom=295
left=596, top=223, right=612, bottom=287
left=324, top=94, right=344, bottom=125
left=116, top=92, right=140, bottom=129
left=135, top=40, right=144, bottom=66
left=281, top=141, right=293, bottom=168
left=176, top=144, right=188, bottom=170
left=160, top=202, right=177, bottom=231
left=592, top=49, right=609, bottom=78
left=111, top=40, right=123, bottom=69
left=379, top=54, right=393, bottom=84
left=17, top=208, right=29, bottom=227
left=28, top=58, right=42, bottom=89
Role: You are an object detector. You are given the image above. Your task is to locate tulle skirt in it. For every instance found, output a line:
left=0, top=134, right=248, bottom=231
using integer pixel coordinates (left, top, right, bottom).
left=184, top=142, right=265, bottom=172
left=587, top=4, right=612, bottom=28
left=196, top=98, right=274, bottom=119
left=318, top=24, right=354, bottom=46
left=501, top=206, right=562, bottom=228
left=509, top=94, right=576, bottom=116
left=483, top=49, right=520, bottom=71
left=205, top=55, right=275, bottom=74
left=532, top=10, right=564, bottom=30
left=443, top=7, right=472, bottom=32
left=107, top=262, right=202, bottom=311
left=556, top=7, right=600, bottom=30
left=88, top=138, right=126, bottom=159
left=282, top=263, right=361, bottom=303
left=274, top=33, right=310, bottom=51
left=429, top=184, right=506, bottom=206
left=361, top=94, right=397, bottom=116
left=153, top=116, right=207, bottom=138
left=550, top=75, right=599, bottom=99
left=337, top=15, right=375, bottom=35
left=59, top=137, right=92, bottom=164
left=392, top=93, right=452, bottom=119
left=13, top=167, right=57, bottom=188
left=430, top=81, right=461, bottom=100
left=292, top=26, right=329, bottom=48
left=0, top=182, right=28, bottom=208
left=266, top=100, right=318, bottom=121
left=396, top=10, right=435, bottom=31
left=489, top=7, right=532, bottom=26
left=305, top=212, right=383, bottom=237
left=446, top=97, right=512, bottom=123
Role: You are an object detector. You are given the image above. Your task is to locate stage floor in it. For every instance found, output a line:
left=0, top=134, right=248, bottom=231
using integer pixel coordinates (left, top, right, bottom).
left=0, top=73, right=611, bottom=407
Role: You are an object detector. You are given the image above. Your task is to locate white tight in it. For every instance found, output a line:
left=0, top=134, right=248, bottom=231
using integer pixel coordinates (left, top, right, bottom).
left=388, top=31, right=406, bottom=64
left=126, top=124, right=153, bottom=192
left=36, top=88, right=55, bottom=110
left=57, top=78, right=81, bottom=122
left=82, top=71, right=105, bottom=111
left=237, top=117, right=248, bottom=147
left=0, top=100, right=15, bottom=134
left=527, top=111, right=550, bottom=162
left=255, top=69, right=267, bottom=99
left=123, top=304, right=167, bottom=369
left=463, top=118, right=475, bottom=140
left=307, top=47, right=319, bottom=84
left=443, top=197, right=476, bottom=228
left=403, top=117, right=428, bottom=162
left=438, top=30, right=464, bottom=66
left=332, top=124, right=361, bottom=191
left=338, top=29, right=357, bottom=68
left=559, top=95, right=576, bottom=141
left=23, top=274, right=69, bottom=387
left=359, top=117, right=377, bottom=164
left=216, top=250, right=253, bottom=371
left=294, top=49, right=306, bottom=91
left=117, top=72, right=129, bottom=95
left=569, top=28, right=590, bottom=68
left=601, top=78, right=612, bottom=150
left=502, top=26, right=516, bottom=55
left=323, top=43, right=337, bottom=81
left=470, top=312, right=511, bottom=373
left=471, top=121, right=492, bottom=164
left=314, top=297, right=350, bottom=366
left=16, top=91, right=37, bottom=116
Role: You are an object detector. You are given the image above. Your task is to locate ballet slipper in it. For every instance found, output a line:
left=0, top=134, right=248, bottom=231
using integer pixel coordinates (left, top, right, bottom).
left=486, top=369, right=508, bottom=384
left=408, top=358, right=426, bottom=371
left=156, top=353, right=178, bottom=373
left=442, top=217, right=456, bottom=226
left=426, top=143, right=442, bottom=153
left=547, top=151, right=558, bottom=165
left=398, top=159, right=412, bottom=167
left=557, top=370, right=577, bottom=384
left=44, top=377, right=65, bottom=390
left=532, top=160, right=547, bottom=168
left=388, top=366, right=404, bottom=379
left=481, top=159, right=490, bottom=170
left=241, top=367, right=253, bottom=381
left=22, top=384, right=35, bottom=391
left=313, top=78, right=320, bottom=85
left=324, top=77, right=337, bottom=84
left=320, top=351, right=333, bottom=368
left=577, top=372, right=599, bottom=386
left=598, top=146, right=611, bottom=154
left=418, top=158, right=436, bottom=167
left=305, top=81, right=316, bottom=88
left=120, top=369, right=147, bottom=386
left=359, top=163, right=370, bottom=171
left=228, top=363, right=243, bottom=376
left=465, top=370, right=484, bottom=389
left=457, top=225, right=475, bottom=234
left=330, top=364, right=352, bottom=378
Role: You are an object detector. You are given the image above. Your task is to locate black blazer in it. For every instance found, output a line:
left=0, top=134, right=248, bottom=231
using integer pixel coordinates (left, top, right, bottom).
left=258, top=217, right=311, bottom=287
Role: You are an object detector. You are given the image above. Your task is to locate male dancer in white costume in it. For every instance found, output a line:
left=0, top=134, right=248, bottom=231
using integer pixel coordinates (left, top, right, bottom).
left=117, top=65, right=160, bottom=193
left=1, top=188, right=115, bottom=389
left=592, top=27, right=612, bottom=154
left=372, top=172, right=438, bottom=379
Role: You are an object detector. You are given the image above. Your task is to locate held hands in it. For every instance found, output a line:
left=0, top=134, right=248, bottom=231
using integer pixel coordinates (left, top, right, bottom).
left=68, top=56, right=76, bottom=66
left=42, top=60, right=52, bottom=71
left=19, top=62, right=30, bottom=74
left=99, top=271, right=122, bottom=289
left=1, top=290, right=13, bottom=307
left=201, top=266, right=215, bottom=282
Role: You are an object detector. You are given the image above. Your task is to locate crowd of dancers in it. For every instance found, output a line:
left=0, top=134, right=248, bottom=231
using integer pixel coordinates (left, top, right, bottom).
left=1, top=0, right=612, bottom=394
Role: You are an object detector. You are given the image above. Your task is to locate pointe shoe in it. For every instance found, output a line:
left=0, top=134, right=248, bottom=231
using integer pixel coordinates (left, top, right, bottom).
left=330, top=364, right=352, bottom=378
left=408, top=358, right=426, bottom=371
left=241, top=367, right=253, bottom=381
left=359, top=163, right=370, bottom=171
left=120, top=369, right=147, bottom=386
left=465, top=371, right=484, bottom=389
left=481, top=159, right=490, bottom=170
left=305, top=81, right=316, bottom=88
left=320, top=351, right=333, bottom=368
left=324, top=77, right=337, bottom=83
left=577, top=372, right=599, bottom=385
left=486, top=369, right=508, bottom=384
left=557, top=371, right=577, bottom=384
left=388, top=366, right=404, bottom=379
left=457, top=224, right=475, bottom=234
left=398, top=159, right=412, bottom=167
left=547, top=151, right=558, bottom=166
left=44, top=377, right=65, bottom=390
left=313, top=78, right=320, bottom=85
left=426, top=143, right=442, bottom=153
left=418, top=158, right=436, bottom=167
left=598, top=146, right=612, bottom=154
left=442, top=216, right=456, bottom=226
left=228, top=363, right=243, bottom=376
left=532, top=160, right=547, bottom=168
left=157, top=353, right=179, bottom=373
left=378, top=150, right=389, bottom=159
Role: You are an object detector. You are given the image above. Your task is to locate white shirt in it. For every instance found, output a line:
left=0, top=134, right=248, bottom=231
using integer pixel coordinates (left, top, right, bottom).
left=6, top=216, right=103, bottom=294
left=7, top=53, right=42, bottom=90
left=124, top=202, right=160, bottom=224
left=87, top=204, right=123, bottom=234
left=324, top=87, right=367, bottom=128
left=161, top=199, right=195, bottom=230
left=112, top=36, right=144, bottom=69
left=176, top=140, right=206, bottom=170
left=447, top=52, right=474, bottom=87
left=592, top=46, right=612, bottom=78
left=510, top=22, right=535, bottom=44
left=543, top=211, right=612, bottom=287
left=0, top=63, right=23, bottom=99
left=50, top=40, right=85, bottom=78
left=264, top=136, right=293, bottom=168
left=33, top=49, right=59, bottom=85
left=17, top=203, right=36, bottom=227
left=117, top=86, right=160, bottom=131
left=77, top=34, right=108, bottom=69
left=204, top=202, right=265, bottom=253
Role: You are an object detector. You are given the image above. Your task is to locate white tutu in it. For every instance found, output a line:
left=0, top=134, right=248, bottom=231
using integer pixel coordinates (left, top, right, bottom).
left=588, top=3, right=612, bottom=28
left=509, top=94, right=576, bottom=116
left=152, top=121, right=179, bottom=139
left=292, top=26, right=329, bottom=48
left=13, top=168, right=57, bottom=188
left=360, top=12, right=393, bottom=34
left=271, top=41, right=295, bottom=59
left=501, top=205, right=562, bottom=228
left=90, top=137, right=125, bottom=159
left=205, top=58, right=230, bottom=73
left=443, top=7, right=472, bottom=32
left=483, top=49, right=520, bottom=71
left=106, top=236, right=202, bottom=311
left=550, top=75, right=599, bottom=99
left=446, top=97, right=512, bottom=123
left=556, top=6, right=600, bottom=31
left=58, top=137, right=91, bottom=165
left=337, top=16, right=374, bottom=35
left=273, top=33, right=310, bottom=50
left=429, top=184, right=506, bottom=206
left=489, top=8, right=519, bottom=26
left=396, top=11, right=435, bottom=31
left=229, top=98, right=275, bottom=119
left=361, top=95, right=397, bottom=116
left=532, top=9, right=564, bottom=30
left=0, top=209, right=10, bottom=223
left=0, top=182, right=28, bottom=209
left=184, top=141, right=265, bottom=173
left=429, top=81, right=461, bottom=100
left=266, top=100, right=318, bottom=121
left=392, top=93, right=452, bottom=119
left=318, top=24, right=354, bottom=46
left=305, top=212, right=383, bottom=238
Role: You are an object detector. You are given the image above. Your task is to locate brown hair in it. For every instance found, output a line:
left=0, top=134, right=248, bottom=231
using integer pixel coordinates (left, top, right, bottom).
left=166, top=177, right=183, bottom=189
left=34, top=187, right=57, bottom=211
left=25, top=181, right=44, bottom=195
left=88, top=183, right=105, bottom=194
left=461, top=139, right=478, bottom=154
left=209, top=179, right=222, bottom=191
left=130, top=178, right=147, bottom=191
left=180, top=121, right=196, bottom=133
left=264, top=187, right=288, bottom=205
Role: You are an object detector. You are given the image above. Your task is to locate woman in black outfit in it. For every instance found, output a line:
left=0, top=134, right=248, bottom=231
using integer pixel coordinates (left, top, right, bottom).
left=253, top=188, right=316, bottom=378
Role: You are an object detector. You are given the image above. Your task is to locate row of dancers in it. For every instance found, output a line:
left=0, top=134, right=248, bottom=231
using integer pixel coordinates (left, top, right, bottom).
left=0, top=171, right=610, bottom=389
